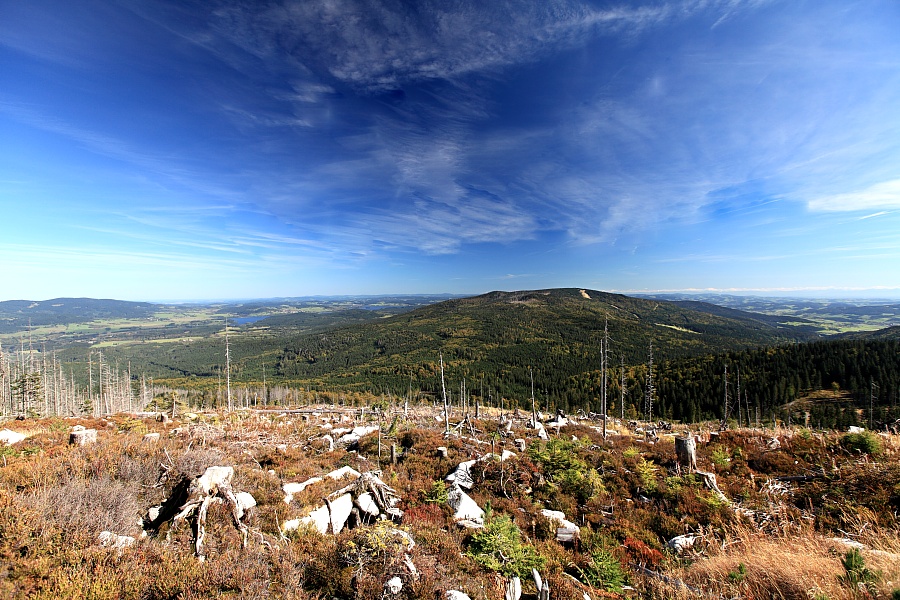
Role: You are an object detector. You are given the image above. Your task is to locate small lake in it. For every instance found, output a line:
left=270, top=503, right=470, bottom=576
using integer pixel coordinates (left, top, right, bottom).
left=232, top=316, right=268, bottom=325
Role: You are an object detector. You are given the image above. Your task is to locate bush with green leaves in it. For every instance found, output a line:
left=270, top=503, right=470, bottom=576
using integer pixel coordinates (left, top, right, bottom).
left=728, top=562, right=746, bottom=583
left=636, top=457, right=659, bottom=494
left=528, top=437, right=601, bottom=503
left=528, top=437, right=586, bottom=475
left=465, top=507, right=544, bottom=577
left=710, top=447, right=731, bottom=468
left=840, top=431, right=882, bottom=455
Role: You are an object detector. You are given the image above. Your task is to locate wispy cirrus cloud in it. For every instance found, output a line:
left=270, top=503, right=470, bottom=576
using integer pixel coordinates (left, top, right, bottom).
left=167, top=0, right=787, bottom=254
left=808, top=180, right=900, bottom=212
left=7, top=0, right=900, bottom=300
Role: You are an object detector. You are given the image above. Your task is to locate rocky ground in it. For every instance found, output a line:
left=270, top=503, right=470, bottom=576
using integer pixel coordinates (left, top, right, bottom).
left=0, top=406, right=898, bottom=599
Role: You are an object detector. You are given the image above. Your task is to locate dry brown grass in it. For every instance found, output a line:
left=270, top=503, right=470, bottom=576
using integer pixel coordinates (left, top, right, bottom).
left=1, top=412, right=898, bottom=600
left=641, top=522, right=900, bottom=600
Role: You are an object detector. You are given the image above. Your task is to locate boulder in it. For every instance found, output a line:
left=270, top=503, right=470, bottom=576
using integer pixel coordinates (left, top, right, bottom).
left=446, top=459, right=477, bottom=490
left=328, top=493, right=354, bottom=534
left=498, top=450, right=516, bottom=462
left=446, top=592, right=472, bottom=600
left=298, top=505, right=331, bottom=534
left=146, top=506, right=162, bottom=523
left=143, top=432, right=161, bottom=443
left=283, top=477, right=323, bottom=503
left=98, top=531, right=136, bottom=550
left=385, top=576, right=403, bottom=595
left=285, top=469, right=404, bottom=534
left=337, top=425, right=379, bottom=445
left=281, top=518, right=301, bottom=533
left=234, top=492, right=256, bottom=519
left=195, top=466, right=234, bottom=495
left=355, top=492, right=380, bottom=518
left=456, top=519, right=484, bottom=530
left=667, top=534, right=699, bottom=554
left=547, top=416, right=568, bottom=429
left=325, top=465, right=362, bottom=481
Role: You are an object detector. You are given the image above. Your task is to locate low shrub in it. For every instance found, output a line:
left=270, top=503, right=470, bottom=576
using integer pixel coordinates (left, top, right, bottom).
left=574, top=546, right=626, bottom=593
left=840, top=431, right=882, bottom=455
left=465, top=507, right=544, bottom=577
left=838, top=548, right=880, bottom=593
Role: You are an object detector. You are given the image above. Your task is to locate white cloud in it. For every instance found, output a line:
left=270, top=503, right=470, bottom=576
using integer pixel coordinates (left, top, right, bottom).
left=808, top=179, right=900, bottom=212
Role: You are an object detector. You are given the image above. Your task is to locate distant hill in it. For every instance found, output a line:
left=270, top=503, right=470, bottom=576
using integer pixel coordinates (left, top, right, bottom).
left=665, top=299, right=821, bottom=335
left=274, top=288, right=812, bottom=406
left=255, top=309, right=387, bottom=331
left=25, top=289, right=899, bottom=423
left=835, top=325, right=900, bottom=340
left=640, top=293, right=900, bottom=334
left=0, top=298, right=156, bottom=333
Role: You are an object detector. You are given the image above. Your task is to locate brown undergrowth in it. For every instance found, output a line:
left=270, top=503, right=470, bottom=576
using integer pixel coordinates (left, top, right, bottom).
left=0, top=413, right=897, bottom=599
left=640, top=521, right=900, bottom=600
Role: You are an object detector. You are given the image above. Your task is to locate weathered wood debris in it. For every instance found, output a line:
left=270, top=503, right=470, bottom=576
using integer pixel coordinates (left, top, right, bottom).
left=69, top=425, right=97, bottom=446
left=0, top=428, right=27, bottom=445
left=142, top=465, right=255, bottom=561
left=282, top=468, right=403, bottom=534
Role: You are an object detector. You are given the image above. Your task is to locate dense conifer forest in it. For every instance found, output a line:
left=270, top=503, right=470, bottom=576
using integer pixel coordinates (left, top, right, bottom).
left=2, top=291, right=899, bottom=426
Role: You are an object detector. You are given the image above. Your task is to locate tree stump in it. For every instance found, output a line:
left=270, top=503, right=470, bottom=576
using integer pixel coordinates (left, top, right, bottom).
left=143, top=465, right=254, bottom=560
left=69, top=426, right=97, bottom=446
left=674, top=435, right=697, bottom=472
left=504, top=576, right=521, bottom=600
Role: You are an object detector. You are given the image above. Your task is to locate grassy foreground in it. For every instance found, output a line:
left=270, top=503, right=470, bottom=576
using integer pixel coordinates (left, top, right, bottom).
left=0, top=409, right=897, bottom=599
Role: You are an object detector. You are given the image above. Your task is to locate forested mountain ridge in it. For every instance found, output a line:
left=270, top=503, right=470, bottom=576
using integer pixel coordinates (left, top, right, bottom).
left=835, top=325, right=900, bottom=341
left=274, top=288, right=811, bottom=406
left=641, top=293, right=900, bottom=334
left=666, top=299, right=821, bottom=335
left=0, top=297, right=157, bottom=332
left=4, top=290, right=899, bottom=428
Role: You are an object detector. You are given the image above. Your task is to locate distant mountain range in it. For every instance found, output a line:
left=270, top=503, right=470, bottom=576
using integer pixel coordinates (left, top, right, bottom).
left=6, top=290, right=899, bottom=423
left=0, top=298, right=157, bottom=333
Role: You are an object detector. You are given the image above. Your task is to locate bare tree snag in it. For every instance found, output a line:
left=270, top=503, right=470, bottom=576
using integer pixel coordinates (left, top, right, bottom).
left=505, top=576, right=521, bottom=600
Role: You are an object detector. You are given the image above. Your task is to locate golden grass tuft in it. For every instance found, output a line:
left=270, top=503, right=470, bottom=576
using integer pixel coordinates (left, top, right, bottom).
left=642, top=523, right=900, bottom=600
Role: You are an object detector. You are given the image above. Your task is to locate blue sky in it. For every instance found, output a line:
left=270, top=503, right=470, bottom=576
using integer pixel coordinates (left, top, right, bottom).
left=2, top=0, right=900, bottom=301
